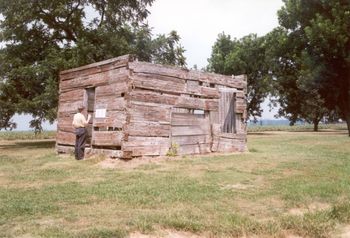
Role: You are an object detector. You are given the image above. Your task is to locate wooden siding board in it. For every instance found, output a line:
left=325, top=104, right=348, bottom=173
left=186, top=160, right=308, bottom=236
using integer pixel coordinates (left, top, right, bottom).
left=93, top=110, right=127, bottom=128
left=129, top=102, right=171, bottom=123
left=95, top=97, right=126, bottom=111
left=177, top=143, right=211, bottom=155
left=129, top=61, right=187, bottom=79
left=92, top=131, right=123, bottom=146
left=59, top=89, right=84, bottom=102
left=171, top=113, right=209, bottom=126
left=131, top=74, right=186, bottom=94
left=60, top=68, right=129, bottom=92
left=95, top=81, right=129, bottom=97
left=60, top=55, right=131, bottom=80
left=175, top=97, right=218, bottom=111
left=130, top=61, right=246, bottom=89
left=58, top=101, right=84, bottom=114
left=211, top=137, right=246, bottom=152
left=172, top=135, right=212, bottom=145
left=129, top=89, right=178, bottom=105
left=127, top=121, right=170, bottom=137
left=56, top=131, right=75, bottom=145
left=123, top=136, right=170, bottom=156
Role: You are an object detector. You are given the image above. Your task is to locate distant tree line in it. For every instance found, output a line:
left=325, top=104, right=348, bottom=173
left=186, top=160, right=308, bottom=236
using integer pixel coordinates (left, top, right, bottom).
left=207, top=0, right=350, bottom=135
left=0, top=0, right=186, bottom=132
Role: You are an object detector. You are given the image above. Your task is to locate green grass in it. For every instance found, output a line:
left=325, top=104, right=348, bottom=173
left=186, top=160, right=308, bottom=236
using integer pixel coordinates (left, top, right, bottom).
left=248, top=123, right=348, bottom=132
left=0, top=130, right=56, bottom=140
left=0, top=131, right=349, bottom=237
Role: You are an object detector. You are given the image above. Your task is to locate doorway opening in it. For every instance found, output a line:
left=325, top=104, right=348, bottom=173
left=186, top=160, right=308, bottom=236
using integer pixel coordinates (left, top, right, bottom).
left=84, top=87, right=95, bottom=146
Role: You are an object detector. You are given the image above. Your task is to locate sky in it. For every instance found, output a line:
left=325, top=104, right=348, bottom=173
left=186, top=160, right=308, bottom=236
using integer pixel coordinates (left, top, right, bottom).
left=10, top=0, right=285, bottom=131
left=147, top=0, right=284, bottom=69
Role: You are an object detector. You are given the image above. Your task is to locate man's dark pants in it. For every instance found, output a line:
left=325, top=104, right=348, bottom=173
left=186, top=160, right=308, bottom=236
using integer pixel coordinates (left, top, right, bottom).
left=75, top=127, right=87, bottom=160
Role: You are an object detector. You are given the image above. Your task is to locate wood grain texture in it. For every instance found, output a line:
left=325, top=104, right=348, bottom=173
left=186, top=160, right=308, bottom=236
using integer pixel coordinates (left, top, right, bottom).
left=57, top=55, right=247, bottom=158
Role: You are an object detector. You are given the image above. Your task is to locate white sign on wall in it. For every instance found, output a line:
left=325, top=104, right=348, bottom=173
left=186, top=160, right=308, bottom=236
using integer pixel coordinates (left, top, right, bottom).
left=95, top=109, right=106, bottom=118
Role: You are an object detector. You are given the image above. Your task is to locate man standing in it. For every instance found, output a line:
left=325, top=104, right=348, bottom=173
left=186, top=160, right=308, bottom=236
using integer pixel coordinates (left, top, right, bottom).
left=72, top=105, right=91, bottom=160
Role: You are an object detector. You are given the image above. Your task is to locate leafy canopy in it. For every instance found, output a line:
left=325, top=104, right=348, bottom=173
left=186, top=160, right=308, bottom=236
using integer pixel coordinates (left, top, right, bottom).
left=276, top=0, right=350, bottom=134
left=0, top=0, right=186, bottom=131
left=207, top=33, right=271, bottom=119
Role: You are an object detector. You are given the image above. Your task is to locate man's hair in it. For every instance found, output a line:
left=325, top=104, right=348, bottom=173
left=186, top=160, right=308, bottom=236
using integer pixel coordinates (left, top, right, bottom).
left=78, top=105, right=85, bottom=112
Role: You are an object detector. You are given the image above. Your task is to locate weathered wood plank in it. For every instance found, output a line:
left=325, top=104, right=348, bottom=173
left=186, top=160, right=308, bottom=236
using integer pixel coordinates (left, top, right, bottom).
left=56, top=145, right=75, bottom=154
left=95, top=96, right=126, bottom=111
left=92, top=131, right=123, bottom=146
left=129, top=102, right=171, bottom=123
left=58, top=100, right=84, bottom=113
left=131, top=74, right=186, bottom=95
left=177, top=143, right=211, bottom=155
left=60, top=68, right=129, bottom=91
left=123, top=136, right=170, bottom=156
left=129, top=61, right=188, bottom=79
left=130, top=62, right=246, bottom=89
left=86, top=148, right=123, bottom=158
left=211, top=137, right=246, bottom=152
left=172, top=135, right=211, bottom=145
left=175, top=97, right=218, bottom=111
left=60, top=55, right=131, bottom=80
left=59, top=89, right=84, bottom=102
left=187, top=71, right=247, bottom=89
left=56, top=131, right=75, bottom=145
left=95, top=81, right=129, bottom=97
left=200, top=87, right=220, bottom=98
left=171, top=125, right=210, bottom=136
left=129, top=89, right=178, bottom=105
left=126, top=121, right=170, bottom=137
left=93, top=110, right=126, bottom=128
left=171, top=112, right=209, bottom=126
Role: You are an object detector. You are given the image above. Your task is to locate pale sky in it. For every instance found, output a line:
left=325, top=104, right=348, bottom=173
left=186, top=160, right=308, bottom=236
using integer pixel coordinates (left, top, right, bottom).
left=147, top=0, right=284, bottom=68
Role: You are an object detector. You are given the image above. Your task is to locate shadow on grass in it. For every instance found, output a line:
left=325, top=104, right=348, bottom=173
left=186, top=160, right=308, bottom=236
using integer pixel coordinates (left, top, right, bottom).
left=0, top=140, right=56, bottom=150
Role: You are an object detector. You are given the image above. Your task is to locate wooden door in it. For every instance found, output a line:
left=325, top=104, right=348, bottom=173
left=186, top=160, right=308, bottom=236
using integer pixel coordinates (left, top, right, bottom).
left=171, top=108, right=211, bottom=155
left=219, top=89, right=236, bottom=133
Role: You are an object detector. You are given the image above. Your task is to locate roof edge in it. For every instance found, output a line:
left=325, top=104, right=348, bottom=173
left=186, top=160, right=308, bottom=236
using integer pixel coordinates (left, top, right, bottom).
left=60, top=54, right=133, bottom=75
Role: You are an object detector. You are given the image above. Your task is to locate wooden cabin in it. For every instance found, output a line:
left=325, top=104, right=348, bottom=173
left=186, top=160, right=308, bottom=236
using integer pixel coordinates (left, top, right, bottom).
left=56, top=54, right=247, bottom=159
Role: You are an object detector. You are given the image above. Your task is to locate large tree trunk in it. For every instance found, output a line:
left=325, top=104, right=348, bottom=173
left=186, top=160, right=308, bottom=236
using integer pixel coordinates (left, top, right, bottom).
left=346, top=112, right=350, bottom=137
left=313, top=119, right=319, bottom=132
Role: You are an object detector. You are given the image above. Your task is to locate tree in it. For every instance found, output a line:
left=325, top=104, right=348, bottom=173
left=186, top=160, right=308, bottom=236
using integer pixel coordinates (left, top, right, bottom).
left=0, top=0, right=186, bottom=132
left=207, top=33, right=271, bottom=119
left=277, top=0, right=350, bottom=135
left=265, top=27, right=329, bottom=131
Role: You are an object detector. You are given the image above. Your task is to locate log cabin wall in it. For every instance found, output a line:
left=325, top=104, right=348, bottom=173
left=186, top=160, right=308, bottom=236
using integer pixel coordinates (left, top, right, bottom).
left=56, top=54, right=247, bottom=159
left=56, top=55, right=131, bottom=157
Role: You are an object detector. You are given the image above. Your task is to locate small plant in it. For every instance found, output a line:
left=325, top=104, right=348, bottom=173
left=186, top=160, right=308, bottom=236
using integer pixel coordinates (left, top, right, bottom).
left=166, top=143, right=179, bottom=157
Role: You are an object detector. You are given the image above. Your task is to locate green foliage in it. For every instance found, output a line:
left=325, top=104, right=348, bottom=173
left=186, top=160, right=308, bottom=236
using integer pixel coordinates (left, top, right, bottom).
left=166, top=142, right=179, bottom=157
left=0, top=0, right=186, bottom=132
left=207, top=33, right=271, bottom=119
left=274, top=0, right=350, bottom=135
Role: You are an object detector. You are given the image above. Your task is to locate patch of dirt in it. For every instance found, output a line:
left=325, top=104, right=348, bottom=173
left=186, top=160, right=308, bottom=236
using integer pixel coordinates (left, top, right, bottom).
left=97, top=156, right=171, bottom=170
left=97, top=150, right=248, bottom=170
left=284, top=234, right=303, bottom=238
left=288, top=202, right=331, bottom=216
left=220, top=183, right=254, bottom=190
left=332, top=225, right=350, bottom=238
left=129, top=230, right=202, bottom=238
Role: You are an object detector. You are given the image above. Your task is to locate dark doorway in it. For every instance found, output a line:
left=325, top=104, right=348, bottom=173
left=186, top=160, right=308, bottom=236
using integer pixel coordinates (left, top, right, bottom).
left=85, top=88, right=95, bottom=146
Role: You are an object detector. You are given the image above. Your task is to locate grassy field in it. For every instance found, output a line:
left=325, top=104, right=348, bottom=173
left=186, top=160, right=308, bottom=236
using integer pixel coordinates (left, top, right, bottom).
left=0, top=130, right=349, bottom=237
